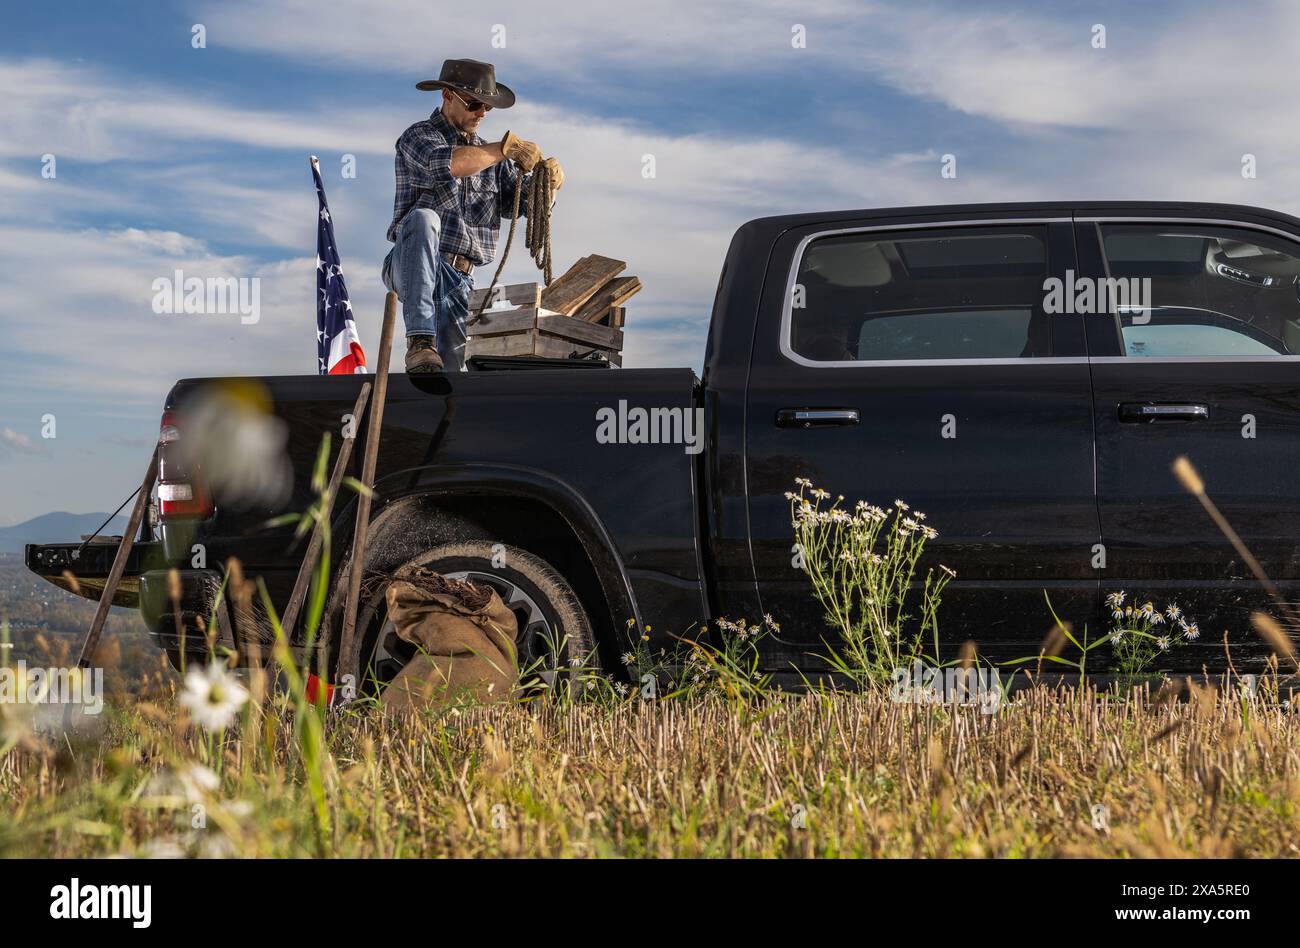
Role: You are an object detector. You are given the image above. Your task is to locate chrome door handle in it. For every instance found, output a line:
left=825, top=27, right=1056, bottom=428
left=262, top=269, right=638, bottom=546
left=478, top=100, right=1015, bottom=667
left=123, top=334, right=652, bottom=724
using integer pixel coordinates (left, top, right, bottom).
left=1118, top=402, right=1209, bottom=423
left=776, top=408, right=860, bottom=428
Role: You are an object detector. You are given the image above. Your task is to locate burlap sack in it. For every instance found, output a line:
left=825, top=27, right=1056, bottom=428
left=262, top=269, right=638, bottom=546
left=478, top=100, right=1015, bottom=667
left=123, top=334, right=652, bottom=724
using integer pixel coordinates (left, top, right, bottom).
left=381, top=566, right=519, bottom=711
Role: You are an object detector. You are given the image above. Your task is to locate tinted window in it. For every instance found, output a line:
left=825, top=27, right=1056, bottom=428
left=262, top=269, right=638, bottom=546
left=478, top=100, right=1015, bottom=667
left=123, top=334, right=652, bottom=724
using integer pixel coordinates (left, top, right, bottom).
left=1100, top=224, right=1300, bottom=357
left=788, top=227, right=1051, bottom=362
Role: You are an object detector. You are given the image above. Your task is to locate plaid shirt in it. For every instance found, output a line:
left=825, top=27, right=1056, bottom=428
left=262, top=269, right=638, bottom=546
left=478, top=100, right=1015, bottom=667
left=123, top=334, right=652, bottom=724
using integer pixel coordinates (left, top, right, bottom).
left=386, top=107, right=532, bottom=266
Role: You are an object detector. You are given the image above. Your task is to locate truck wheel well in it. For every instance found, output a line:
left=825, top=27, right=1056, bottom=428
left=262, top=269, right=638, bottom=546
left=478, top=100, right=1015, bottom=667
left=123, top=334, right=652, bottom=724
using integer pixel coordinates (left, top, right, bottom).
left=353, top=493, right=622, bottom=671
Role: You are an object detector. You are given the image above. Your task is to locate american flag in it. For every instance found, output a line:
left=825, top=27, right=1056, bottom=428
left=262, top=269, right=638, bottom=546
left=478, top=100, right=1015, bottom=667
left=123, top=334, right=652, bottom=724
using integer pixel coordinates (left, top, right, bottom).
left=312, top=156, right=366, bottom=375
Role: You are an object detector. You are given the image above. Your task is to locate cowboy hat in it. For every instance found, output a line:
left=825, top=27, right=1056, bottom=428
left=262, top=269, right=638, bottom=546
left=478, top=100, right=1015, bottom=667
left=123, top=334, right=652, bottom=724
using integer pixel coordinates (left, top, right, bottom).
left=416, top=58, right=515, bottom=109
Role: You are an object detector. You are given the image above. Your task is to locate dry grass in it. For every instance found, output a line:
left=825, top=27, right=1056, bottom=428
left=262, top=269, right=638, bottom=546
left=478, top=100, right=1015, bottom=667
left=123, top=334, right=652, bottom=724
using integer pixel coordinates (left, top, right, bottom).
left=2, top=677, right=1299, bottom=858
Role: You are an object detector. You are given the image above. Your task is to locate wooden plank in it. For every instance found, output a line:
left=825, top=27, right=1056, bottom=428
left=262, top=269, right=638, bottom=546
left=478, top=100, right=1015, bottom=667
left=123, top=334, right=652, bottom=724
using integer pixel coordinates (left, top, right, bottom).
left=536, top=256, right=590, bottom=302
left=538, top=313, right=623, bottom=350
left=572, top=276, right=642, bottom=322
left=467, top=331, right=621, bottom=364
left=607, top=306, right=626, bottom=328
left=77, top=448, right=158, bottom=668
left=532, top=335, right=618, bottom=363
left=540, top=255, right=626, bottom=316
left=466, top=333, right=537, bottom=358
left=468, top=282, right=540, bottom=312
left=337, top=292, right=398, bottom=705
left=466, top=307, right=541, bottom=338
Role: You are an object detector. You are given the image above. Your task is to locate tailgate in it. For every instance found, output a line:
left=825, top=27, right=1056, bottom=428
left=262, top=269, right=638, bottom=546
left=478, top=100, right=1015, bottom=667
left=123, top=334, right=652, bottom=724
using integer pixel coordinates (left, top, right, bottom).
left=25, top=540, right=164, bottom=608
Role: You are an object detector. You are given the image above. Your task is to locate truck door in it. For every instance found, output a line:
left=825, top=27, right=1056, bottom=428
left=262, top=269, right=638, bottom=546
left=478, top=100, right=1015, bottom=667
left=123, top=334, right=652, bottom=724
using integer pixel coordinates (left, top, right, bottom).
left=1076, top=214, right=1300, bottom=670
left=743, top=215, right=1098, bottom=666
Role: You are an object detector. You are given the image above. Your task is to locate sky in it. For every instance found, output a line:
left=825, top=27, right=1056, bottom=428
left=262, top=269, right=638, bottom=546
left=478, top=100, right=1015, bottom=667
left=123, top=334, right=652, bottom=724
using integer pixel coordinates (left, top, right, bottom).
left=2, top=0, right=1300, bottom=525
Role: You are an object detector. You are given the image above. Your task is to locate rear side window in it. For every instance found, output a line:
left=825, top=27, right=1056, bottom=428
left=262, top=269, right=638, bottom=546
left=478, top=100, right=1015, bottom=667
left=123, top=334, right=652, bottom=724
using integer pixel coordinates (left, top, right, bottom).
left=1099, top=224, right=1300, bottom=357
left=787, top=226, right=1051, bottom=363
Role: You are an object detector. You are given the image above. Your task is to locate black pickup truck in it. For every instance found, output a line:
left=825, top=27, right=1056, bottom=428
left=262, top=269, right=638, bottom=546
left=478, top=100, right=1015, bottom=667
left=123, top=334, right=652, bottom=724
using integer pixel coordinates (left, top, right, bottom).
left=28, top=201, right=1300, bottom=682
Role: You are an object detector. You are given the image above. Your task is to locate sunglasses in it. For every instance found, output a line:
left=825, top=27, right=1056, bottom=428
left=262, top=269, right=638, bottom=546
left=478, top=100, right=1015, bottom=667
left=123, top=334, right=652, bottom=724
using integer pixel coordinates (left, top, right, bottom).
left=449, top=89, right=491, bottom=113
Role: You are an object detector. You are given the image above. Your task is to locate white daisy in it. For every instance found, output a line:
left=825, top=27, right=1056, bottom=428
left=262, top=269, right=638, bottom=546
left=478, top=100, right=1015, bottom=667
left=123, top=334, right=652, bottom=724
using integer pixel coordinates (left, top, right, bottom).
left=180, top=663, right=249, bottom=732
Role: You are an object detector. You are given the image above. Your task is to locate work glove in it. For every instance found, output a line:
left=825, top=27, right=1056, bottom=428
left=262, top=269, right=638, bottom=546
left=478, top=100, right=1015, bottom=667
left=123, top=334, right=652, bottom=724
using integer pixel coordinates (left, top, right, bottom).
left=500, top=130, right=542, bottom=172
left=542, top=156, right=564, bottom=190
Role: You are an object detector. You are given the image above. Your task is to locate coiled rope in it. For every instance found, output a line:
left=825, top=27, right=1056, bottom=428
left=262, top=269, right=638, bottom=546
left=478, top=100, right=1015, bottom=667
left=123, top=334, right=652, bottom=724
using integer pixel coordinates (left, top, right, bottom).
left=469, top=160, right=554, bottom=324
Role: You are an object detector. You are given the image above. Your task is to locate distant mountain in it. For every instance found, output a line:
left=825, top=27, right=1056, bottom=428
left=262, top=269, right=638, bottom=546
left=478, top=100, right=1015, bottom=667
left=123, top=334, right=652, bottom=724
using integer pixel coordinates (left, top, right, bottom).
left=0, top=511, right=129, bottom=554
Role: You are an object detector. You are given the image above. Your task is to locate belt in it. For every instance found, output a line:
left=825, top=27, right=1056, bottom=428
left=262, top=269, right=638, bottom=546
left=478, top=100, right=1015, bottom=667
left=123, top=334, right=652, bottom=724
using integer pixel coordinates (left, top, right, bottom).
left=442, top=252, right=473, bottom=274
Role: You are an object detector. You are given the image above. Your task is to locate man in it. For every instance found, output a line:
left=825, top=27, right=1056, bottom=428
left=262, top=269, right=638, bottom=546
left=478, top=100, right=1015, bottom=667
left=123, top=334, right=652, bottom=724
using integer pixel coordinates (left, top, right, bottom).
left=383, top=58, right=564, bottom=373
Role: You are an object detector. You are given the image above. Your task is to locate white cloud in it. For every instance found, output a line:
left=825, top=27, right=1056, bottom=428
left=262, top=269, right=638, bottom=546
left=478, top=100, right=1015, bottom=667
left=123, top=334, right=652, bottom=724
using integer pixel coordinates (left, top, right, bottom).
left=0, top=427, right=47, bottom=456
left=191, top=0, right=863, bottom=79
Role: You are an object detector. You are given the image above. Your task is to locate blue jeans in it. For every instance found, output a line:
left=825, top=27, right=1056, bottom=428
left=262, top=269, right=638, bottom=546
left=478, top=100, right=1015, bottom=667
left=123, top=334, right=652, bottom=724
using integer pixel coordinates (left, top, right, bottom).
left=382, top=208, right=474, bottom=372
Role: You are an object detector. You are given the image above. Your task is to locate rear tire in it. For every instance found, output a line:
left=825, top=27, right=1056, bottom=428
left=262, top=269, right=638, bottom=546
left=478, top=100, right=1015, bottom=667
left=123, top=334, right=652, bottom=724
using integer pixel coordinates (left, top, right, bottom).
left=353, top=540, right=597, bottom=698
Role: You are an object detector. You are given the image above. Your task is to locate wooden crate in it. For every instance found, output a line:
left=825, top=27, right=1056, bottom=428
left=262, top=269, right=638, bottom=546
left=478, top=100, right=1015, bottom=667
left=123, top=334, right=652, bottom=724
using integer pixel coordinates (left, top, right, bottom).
left=465, top=258, right=641, bottom=367
left=468, top=282, right=541, bottom=313
left=466, top=333, right=622, bottom=367
left=466, top=306, right=623, bottom=365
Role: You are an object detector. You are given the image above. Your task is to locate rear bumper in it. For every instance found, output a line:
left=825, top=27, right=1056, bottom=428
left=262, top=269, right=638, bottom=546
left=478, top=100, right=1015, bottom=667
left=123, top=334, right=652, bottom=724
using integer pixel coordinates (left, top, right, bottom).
left=139, top=568, right=224, bottom=652
left=25, top=540, right=163, bottom=609
left=25, top=541, right=294, bottom=662
left=140, top=568, right=309, bottom=664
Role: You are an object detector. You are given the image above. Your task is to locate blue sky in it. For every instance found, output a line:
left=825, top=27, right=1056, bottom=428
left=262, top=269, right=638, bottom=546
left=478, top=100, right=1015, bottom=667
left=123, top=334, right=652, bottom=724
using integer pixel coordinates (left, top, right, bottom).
left=2, top=0, right=1299, bottom=524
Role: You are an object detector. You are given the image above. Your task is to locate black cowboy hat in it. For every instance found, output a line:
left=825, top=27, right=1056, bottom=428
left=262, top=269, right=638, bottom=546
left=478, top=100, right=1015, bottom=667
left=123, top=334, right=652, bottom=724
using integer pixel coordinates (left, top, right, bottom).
left=416, top=58, right=515, bottom=109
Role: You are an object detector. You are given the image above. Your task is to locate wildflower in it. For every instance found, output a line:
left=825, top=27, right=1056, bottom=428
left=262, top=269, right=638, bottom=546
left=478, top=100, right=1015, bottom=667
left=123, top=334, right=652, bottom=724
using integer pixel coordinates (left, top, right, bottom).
left=1106, top=591, right=1126, bottom=609
left=1183, top=622, right=1200, bottom=641
left=620, top=652, right=635, bottom=666
left=1165, top=603, right=1181, bottom=621
left=1151, top=612, right=1164, bottom=625
left=1156, top=636, right=1170, bottom=651
left=763, top=613, right=780, bottom=633
left=1110, top=631, right=1124, bottom=645
left=1111, top=609, right=1123, bottom=621
left=812, top=488, right=829, bottom=500
left=174, top=763, right=220, bottom=803
left=179, top=662, right=249, bottom=732
left=569, top=657, right=583, bottom=668
left=894, top=499, right=909, bottom=510
left=940, top=565, right=956, bottom=577
left=922, top=526, right=938, bottom=540
left=784, top=491, right=795, bottom=500
left=795, top=477, right=812, bottom=488
left=614, top=681, right=629, bottom=697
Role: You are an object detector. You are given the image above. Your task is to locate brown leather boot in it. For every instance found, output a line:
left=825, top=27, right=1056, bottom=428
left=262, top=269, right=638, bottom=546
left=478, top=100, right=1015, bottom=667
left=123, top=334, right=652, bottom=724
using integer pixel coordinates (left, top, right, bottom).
left=404, top=335, right=443, bottom=373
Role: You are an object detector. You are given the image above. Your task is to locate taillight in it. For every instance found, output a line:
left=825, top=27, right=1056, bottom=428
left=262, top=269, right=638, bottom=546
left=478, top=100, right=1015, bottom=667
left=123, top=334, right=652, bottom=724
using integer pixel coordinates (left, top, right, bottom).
left=157, top=410, right=214, bottom=520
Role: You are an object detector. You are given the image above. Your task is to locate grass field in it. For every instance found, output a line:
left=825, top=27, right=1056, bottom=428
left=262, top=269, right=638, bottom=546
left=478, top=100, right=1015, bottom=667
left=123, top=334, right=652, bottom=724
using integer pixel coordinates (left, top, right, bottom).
left=3, top=675, right=1298, bottom=858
